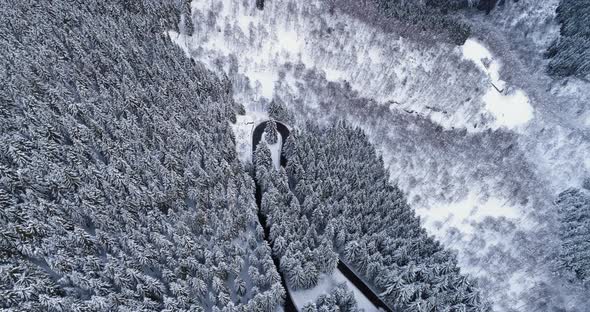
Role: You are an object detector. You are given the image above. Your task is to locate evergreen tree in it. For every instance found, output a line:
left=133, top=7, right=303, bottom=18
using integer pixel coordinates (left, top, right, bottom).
left=265, top=120, right=279, bottom=145
left=302, top=302, right=319, bottom=312
left=277, top=121, right=488, bottom=311
left=256, top=141, right=273, bottom=169
left=309, top=283, right=359, bottom=312
left=283, top=132, right=298, bottom=160
left=268, top=97, right=294, bottom=124
left=0, top=1, right=284, bottom=310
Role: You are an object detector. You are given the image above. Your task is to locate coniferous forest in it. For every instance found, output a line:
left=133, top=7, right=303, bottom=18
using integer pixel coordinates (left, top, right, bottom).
left=2, top=0, right=590, bottom=311
left=255, top=122, right=488, bottom=311
left=0, top=1, right=284, bottom=310
left=555, top=186, right=590, bottom=285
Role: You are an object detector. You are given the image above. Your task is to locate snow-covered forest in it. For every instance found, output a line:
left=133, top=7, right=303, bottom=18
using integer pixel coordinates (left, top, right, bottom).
left=255, top=122, right=488, bottom=310
left=1, top=0, right=589, bottom=311
left=0, top=1, right=284, bottom=310
left=168, top=0, right=590, bottom=311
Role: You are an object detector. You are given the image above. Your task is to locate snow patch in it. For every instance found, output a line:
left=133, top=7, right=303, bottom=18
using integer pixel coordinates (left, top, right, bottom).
left=461, top=39, right=499, bottom=81
left=276, top=28, right=304, bottom=55
left=247, top=69, right=277, bottom=99
left=323, top=68, right=346, bottom=81
left=461, top=39, right=504, bottom=90
left=461, top=38, right=533, bottom=129
left=483, top=88, right=534, bottom=129
left=418, top=191, right=522, bottom=236
left=262, top=132, right=282, bottom=170
left=231, top=111, right=269, bottom=164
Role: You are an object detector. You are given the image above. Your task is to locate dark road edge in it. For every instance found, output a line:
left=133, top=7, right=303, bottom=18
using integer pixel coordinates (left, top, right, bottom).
left=337, top=260, right=393, bottom=312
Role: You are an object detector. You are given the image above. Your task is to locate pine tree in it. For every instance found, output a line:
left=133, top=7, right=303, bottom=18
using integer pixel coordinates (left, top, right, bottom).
left=265, top=120, right=279, bottom=144
left=261, top=187, right=281, bottom=216
left=302, top=302, right=318, bottom=312
left=255, top=141, right=273, bottom=171
left=289, top=264, right=306, bottom=290
left=268, top=97, right=294, bottom=124
left=303, top=262, right=320, bottom=288
left=0, top=1, right=284, bottom=310
left=332, top=283, right=359, bottom=312
left=316, top=239, right=338, bottom=273
left=283, top=133, right=298, bottom=160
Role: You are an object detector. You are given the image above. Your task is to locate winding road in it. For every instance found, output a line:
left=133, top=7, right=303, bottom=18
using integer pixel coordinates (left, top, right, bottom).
left=252, top=120, right=290, bottom=167
left=252, top=120, right=393, bottom=312
left=253, top=120, right=296, bottom=311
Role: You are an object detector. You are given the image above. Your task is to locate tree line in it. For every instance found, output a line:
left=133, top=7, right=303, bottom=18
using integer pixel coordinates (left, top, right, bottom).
left=332, top=0, right=473, bottom=45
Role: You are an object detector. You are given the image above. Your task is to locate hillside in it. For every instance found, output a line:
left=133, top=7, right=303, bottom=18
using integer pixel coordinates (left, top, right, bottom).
left=0, top=1, right=283, bottom=310
left=1, top=0, right=589, bottom=311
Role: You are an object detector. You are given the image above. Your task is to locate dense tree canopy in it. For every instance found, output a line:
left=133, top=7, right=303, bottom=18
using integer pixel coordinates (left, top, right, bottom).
left=0, top=0, right=284, bottom=310
left=334, top=0, right=472, bottom=45
left=555, top=188, right=590, bottom=285
left=546, top=0, right=590, bottom=79
left=301, top=283, right=360, bottom=312
left=268, top=98, right=295, bottom=125
left=255, top=121, right=489, bottom=311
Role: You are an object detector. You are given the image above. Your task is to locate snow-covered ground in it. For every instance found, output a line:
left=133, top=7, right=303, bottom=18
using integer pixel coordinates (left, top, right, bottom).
left=263, top=132, right=282, bottom=170
left=232, top=112, right=268, bottom=164
left=290, top=271, right=380, bottom=312
left=460, top=39, right=534, bottom=130
left=231, top=112, right=281, bottom=169
left=169, top=0, right=590, bottom=310
left=419, top=189, right=524, bottom=237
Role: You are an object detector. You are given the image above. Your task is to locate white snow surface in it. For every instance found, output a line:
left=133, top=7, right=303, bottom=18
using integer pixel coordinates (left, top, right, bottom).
left=460, top=39, right=534, bottom=129
left=461, top=39, right=506, bottom=91
left=263, top=132, right=282, bottom=170
left=483, top=88, right=533, bottom=129
left=232, top=111, right=268, bottom=164
left=418, top=190, right=523, bottom=237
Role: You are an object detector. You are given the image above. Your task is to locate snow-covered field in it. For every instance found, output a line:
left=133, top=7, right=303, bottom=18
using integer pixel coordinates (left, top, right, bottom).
left=461, top=39, right=534, bottom=130
left=170, top=0, right=590, bottom=310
